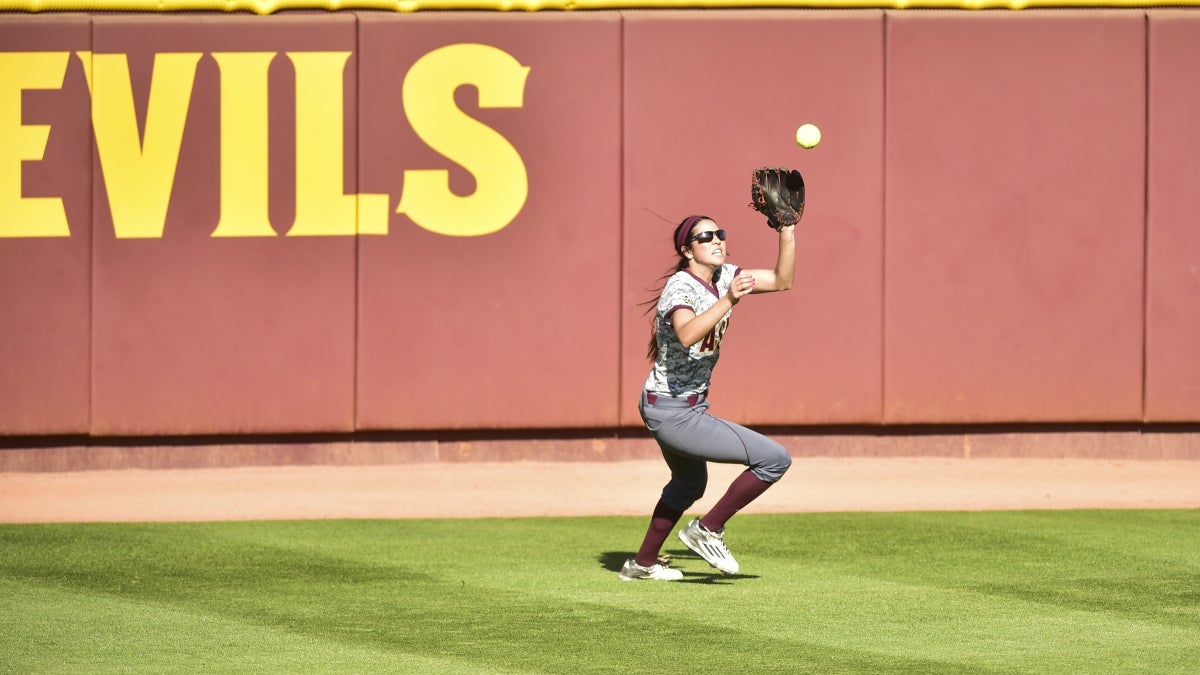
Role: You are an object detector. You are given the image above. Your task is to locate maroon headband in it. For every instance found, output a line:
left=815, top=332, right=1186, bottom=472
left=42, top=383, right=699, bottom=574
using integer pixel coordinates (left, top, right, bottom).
left=674, top=215, right=713, bottom=251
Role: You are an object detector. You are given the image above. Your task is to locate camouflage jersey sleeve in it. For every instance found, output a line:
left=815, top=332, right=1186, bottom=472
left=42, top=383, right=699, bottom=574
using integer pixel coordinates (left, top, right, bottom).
left=642, top=265, right=739, bottom=397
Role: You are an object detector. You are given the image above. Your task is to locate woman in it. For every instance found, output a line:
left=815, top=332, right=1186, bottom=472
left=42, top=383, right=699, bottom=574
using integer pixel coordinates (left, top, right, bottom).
left=619, top=214, right=795, bottom=581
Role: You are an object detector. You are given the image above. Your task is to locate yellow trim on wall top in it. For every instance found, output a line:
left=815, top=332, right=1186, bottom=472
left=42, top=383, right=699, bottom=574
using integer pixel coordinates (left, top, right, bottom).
left=2, top=0, right=1199, bottom=13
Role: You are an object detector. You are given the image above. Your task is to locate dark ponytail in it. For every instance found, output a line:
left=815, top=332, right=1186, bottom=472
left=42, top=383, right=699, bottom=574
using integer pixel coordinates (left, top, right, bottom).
left=642, top=215, right=714, bottom=363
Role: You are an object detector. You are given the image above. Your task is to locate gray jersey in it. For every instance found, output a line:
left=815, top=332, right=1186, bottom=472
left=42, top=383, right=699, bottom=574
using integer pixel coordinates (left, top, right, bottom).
left=643, top=264, right=741, bottom=397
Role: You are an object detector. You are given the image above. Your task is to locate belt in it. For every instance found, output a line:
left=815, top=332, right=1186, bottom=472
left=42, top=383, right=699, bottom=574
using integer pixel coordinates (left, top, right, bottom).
left=645, top=391, right=705, bottom=407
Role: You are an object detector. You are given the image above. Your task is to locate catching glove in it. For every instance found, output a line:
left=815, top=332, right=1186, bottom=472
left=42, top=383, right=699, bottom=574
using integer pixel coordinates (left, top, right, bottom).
left=750, top=166, right=805, bottom=230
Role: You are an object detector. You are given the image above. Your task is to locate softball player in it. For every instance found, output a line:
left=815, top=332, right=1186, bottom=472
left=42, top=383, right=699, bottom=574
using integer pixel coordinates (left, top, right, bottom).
left=619, top=214, right=796, bottom=581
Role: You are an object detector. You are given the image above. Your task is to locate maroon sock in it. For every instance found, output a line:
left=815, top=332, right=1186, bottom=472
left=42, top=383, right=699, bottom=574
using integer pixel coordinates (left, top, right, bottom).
left=634, top=500, right=684, bottom=567
left=701, top=469, right=772, bottom=531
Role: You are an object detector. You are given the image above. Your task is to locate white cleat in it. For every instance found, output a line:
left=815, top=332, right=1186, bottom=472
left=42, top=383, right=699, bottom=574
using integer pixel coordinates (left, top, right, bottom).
left=678, top=518, right=739, bottom=575
left=618, top=558, right=684, bottom=581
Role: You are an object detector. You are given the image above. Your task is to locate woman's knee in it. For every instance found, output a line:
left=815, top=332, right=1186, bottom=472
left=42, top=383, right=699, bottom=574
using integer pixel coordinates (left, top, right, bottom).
left=660, top=476, right=707, bottom=511
left=751, top=442, right=792, bottom=483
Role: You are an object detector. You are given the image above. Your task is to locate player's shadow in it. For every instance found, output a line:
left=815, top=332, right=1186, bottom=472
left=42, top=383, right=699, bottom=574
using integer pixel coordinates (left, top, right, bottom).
left=597, top=550, right=758, bottom=584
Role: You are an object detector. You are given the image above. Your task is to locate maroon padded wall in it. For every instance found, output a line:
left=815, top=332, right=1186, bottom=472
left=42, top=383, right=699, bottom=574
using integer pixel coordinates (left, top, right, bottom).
left=0, top=15, right=92, bottom=435
left=89, top=15, right=358, bottom=435
left=1144, top=11, right=1200, bottom=423
left=884, top=11, right=1146, bottom=424
left=621, top=10, right=886, bottom=427
left=3, top=9, right=1200, bottom=440
left=355, top=13, right=623, bottom=430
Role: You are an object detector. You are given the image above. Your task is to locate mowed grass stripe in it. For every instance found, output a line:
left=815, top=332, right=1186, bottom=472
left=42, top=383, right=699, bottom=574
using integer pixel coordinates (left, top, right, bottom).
left=739, top=512, right=1198, bottom=626
left=741, top=561, right=1196, bottom=673
left=2, top=511, right=1197, bottom=674
left=0, top=533, right=967, bottom=673
left=0, top=579, right=505, bottom=675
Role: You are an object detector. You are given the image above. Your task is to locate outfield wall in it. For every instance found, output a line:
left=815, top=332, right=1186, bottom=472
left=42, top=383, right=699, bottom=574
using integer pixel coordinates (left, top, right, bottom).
left=2, top=9, right=1200, bottom=448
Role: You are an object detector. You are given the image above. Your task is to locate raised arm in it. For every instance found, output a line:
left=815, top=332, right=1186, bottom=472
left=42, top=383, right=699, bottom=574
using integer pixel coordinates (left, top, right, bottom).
left=671, top=271, right=757, bottom=349
left=746, top=224, right=796, bottom=293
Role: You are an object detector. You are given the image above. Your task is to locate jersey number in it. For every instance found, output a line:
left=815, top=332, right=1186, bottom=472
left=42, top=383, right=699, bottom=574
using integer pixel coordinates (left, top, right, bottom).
left=698, top=317, right=729, bottom=353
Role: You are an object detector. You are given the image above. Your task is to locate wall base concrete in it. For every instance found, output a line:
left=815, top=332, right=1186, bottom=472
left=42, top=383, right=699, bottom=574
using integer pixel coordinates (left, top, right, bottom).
left=2, top=427, right=1198, bottom=472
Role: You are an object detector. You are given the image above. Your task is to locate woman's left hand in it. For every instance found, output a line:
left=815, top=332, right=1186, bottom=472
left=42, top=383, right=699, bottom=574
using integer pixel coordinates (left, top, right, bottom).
left=727, top=271, right=757, bottom=304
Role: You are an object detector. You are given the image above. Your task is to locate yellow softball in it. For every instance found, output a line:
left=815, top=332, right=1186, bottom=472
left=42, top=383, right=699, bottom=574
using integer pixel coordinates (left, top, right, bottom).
left=795, top=123, right=821, bottom=149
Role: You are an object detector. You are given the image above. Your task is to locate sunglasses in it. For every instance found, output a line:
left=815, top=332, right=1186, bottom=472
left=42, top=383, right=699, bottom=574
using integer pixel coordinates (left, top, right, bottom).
left=687, top=229, right=727, bottom=244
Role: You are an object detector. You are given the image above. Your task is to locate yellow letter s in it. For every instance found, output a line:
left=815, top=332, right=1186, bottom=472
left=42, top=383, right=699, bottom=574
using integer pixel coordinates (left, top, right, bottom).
left=397, top=44, right=530, bottom=238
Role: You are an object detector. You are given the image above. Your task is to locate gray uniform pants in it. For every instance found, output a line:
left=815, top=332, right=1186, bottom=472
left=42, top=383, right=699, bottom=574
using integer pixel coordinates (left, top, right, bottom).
left=639, top=391, right=792, bottom=513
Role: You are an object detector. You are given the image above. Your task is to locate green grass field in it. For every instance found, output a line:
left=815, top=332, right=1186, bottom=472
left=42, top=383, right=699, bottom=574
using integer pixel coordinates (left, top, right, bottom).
left=2, top=510, right=1197, bottom=673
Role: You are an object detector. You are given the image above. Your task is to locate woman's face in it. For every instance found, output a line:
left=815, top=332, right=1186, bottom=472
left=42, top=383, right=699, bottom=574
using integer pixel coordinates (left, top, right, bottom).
left=683, top=219, right=726, bottom=268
